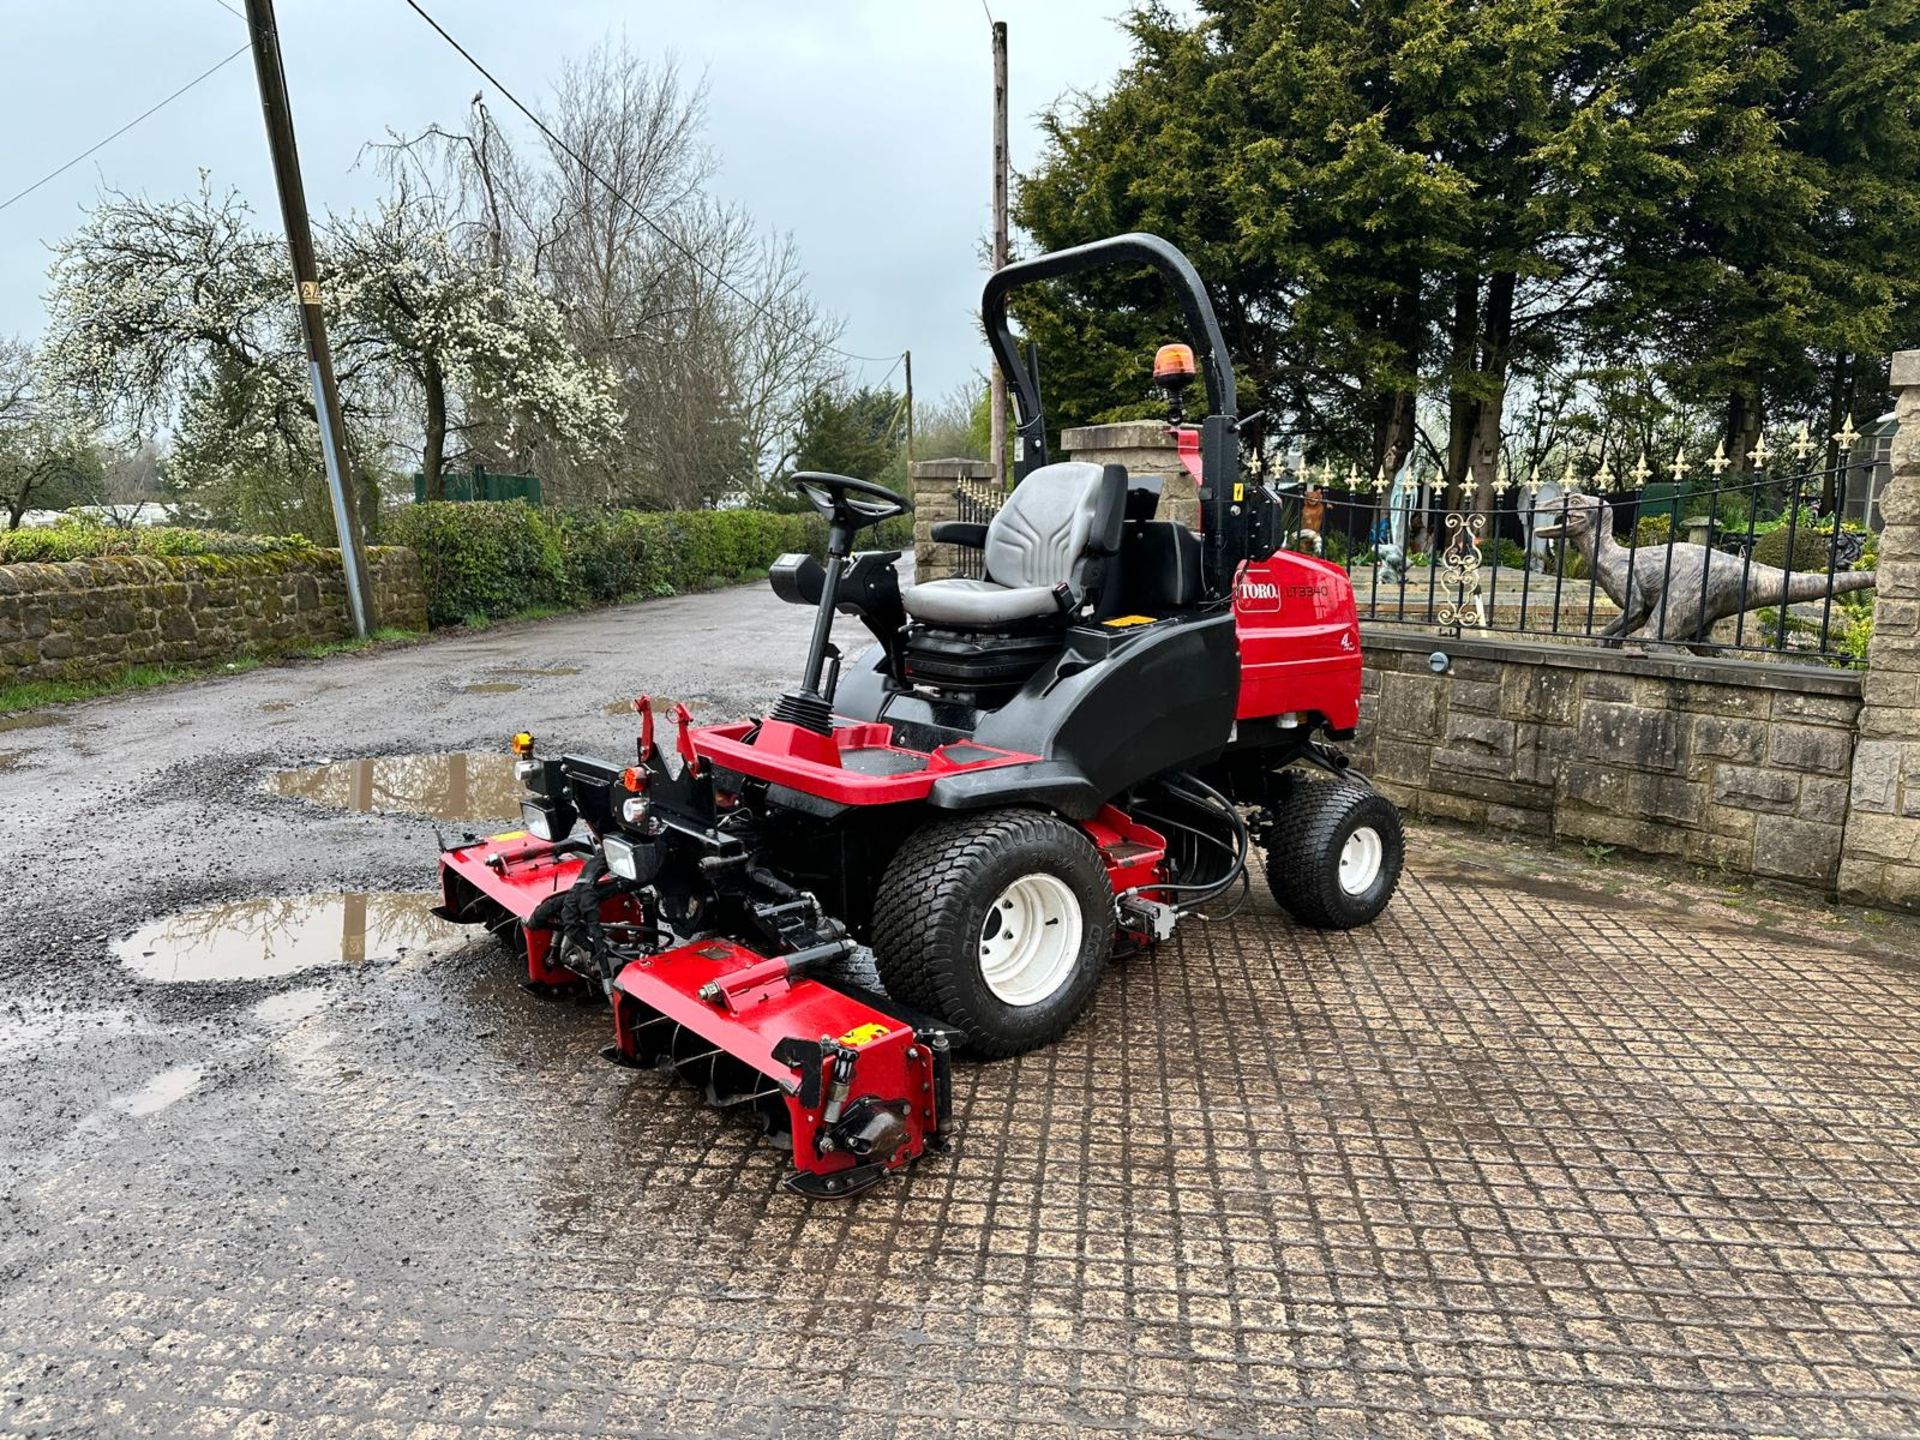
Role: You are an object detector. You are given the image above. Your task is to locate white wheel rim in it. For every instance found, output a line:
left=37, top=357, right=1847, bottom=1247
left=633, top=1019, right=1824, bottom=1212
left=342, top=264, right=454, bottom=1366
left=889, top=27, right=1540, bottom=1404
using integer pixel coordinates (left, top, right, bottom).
left=978, top=873, right=1082, bottom=1007
left=1339, top=826, right=1385, bottom=896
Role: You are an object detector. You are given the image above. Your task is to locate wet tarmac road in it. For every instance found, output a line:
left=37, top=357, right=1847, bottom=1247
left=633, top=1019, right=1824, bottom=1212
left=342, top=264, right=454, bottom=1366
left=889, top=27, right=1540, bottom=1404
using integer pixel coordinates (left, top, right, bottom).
left=5, top=578, right=1920, bottom=1438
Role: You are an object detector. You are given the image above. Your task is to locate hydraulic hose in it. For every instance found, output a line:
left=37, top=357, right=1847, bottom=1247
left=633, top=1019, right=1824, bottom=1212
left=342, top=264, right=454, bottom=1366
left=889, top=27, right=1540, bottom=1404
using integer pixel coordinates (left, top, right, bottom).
left=1128, top=771, right=1250, bottom=908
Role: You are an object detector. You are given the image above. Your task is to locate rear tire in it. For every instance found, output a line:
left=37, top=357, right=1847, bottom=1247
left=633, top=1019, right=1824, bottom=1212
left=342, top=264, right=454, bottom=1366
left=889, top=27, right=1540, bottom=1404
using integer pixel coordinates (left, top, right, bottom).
left=1265, top=779, right=1403, bottom=929
left=871, top=809, right=1114, bottom=1058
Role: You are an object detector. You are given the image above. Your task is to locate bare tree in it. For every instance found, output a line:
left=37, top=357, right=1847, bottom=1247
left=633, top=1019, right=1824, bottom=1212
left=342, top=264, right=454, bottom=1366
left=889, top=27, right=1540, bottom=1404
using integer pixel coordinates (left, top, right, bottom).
left=97, top=440, right=168, bottom=526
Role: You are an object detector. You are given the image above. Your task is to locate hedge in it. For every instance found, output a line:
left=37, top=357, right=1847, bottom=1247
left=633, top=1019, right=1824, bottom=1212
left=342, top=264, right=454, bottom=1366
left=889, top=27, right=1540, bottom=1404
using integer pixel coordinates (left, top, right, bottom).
left=386, top=501, right=913, bottom=627
left=0, top=518, right=316, bottom=564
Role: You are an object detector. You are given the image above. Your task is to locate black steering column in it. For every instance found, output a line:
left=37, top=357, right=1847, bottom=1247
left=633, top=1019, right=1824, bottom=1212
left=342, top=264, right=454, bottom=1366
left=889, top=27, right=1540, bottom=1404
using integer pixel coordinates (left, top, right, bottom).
left=769, top=471, right=911, bottom=734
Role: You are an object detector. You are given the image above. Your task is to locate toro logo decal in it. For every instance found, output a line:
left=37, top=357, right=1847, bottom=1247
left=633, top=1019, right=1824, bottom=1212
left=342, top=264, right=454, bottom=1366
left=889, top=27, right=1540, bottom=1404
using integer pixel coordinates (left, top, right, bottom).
left=1235, top=578, right=1281, bottom=613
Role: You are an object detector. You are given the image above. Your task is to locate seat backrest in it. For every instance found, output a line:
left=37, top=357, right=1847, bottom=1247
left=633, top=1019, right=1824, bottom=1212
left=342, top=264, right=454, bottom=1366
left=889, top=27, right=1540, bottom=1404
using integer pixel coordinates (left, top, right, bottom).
left=984, top=462, right=1126, bottom=591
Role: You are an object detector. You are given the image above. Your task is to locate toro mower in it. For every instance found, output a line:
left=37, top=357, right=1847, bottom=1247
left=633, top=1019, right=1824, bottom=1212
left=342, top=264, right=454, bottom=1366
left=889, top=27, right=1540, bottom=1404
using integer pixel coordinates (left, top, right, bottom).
left=436, top=233, right=1404, bottom=1197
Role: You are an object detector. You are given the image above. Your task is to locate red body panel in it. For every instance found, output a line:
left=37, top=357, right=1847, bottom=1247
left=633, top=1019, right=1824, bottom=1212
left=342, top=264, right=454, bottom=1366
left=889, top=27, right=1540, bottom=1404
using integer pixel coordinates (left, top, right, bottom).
left=1086, top=804, right=1168, bottom=893
left=608, top=941, right=939, bottom=1187
left=691, top=719, right=1036, bottom=806
left=1173, top=423, right=1363, bottom=730
left=1232, top=552, right=1362, bottom=730
left=439, top=831, right=583, bottom=984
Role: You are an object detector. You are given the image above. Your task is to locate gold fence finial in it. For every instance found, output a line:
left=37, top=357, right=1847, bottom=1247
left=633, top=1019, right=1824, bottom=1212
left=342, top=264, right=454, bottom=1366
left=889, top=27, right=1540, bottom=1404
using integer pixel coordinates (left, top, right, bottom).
left=1594, top=458, right=1617, bottom=493
left=1561, top=454, right=1580, bottom=493
left=1671, top=446, right=1690, bottom=483
left=1747, top=432, right=1772, bottom=469
left=1834, top=414, right=1860, bottom=451
left=1707, top=439, right=1731, bottom=477
left=1789, top=421, right=1816, bottom=463
left=1630, top=451, right=1652, bottom=488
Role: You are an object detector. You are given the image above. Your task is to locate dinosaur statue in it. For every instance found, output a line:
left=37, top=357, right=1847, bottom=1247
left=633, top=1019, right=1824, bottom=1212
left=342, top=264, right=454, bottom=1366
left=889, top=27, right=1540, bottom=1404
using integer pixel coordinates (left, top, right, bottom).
left=1533, top=493, right=1876, bottom=644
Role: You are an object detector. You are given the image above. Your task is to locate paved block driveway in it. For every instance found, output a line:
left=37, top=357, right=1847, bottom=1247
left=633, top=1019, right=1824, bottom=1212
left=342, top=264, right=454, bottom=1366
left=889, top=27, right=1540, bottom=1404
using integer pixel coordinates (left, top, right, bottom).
left=2, top=582, right=1916, bottom=1438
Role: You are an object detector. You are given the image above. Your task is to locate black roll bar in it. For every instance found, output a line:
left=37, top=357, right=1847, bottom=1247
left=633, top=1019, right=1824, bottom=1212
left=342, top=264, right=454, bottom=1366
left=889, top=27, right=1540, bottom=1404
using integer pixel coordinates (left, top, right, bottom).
left=981, top=233, right=1237, bottom=482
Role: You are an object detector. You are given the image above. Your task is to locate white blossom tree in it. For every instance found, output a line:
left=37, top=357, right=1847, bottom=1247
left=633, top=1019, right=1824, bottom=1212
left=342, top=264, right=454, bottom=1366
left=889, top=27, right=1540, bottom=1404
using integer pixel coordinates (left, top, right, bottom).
left=327, top=194, right=623, bottom=499
left=41, top=177, right=621, bottom=527
left=0, top=336, right=106, bottom=529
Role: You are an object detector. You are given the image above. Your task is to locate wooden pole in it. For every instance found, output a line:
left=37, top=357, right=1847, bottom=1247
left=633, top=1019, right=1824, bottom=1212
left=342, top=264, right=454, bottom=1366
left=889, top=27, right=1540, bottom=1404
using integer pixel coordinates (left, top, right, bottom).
left=903, top=350, right=916, bottom=467
left=989, top=19, right=1009, bottom=490
left=245, top=0, right=374, bottom=635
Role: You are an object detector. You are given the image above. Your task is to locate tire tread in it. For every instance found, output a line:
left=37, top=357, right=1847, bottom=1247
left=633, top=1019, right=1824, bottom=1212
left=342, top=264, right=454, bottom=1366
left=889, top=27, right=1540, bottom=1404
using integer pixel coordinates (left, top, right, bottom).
left=871, top=809, right=1109, bottom=1057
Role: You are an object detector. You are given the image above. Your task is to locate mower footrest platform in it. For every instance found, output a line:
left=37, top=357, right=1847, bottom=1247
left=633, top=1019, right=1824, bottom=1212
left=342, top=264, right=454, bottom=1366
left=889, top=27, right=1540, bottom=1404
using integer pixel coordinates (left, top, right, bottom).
left=610, top=939, right=948, bottom=1197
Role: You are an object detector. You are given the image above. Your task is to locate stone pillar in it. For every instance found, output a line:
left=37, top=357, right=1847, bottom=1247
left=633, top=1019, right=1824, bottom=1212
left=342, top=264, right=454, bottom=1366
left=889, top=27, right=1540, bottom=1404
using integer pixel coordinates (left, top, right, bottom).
left=908, top=458, right=994, bottom=583
left=1061, top=420, right=1198, bottom=528
left=1839, top=349, right=1920, bottom=908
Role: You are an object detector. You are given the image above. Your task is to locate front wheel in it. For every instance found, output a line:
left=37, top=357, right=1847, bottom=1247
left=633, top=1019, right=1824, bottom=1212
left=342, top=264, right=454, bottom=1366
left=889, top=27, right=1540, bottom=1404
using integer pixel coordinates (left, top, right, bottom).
left=870, top=809, right=1114, bottom=1058
left=1264, top=779, right=1404, bottom=929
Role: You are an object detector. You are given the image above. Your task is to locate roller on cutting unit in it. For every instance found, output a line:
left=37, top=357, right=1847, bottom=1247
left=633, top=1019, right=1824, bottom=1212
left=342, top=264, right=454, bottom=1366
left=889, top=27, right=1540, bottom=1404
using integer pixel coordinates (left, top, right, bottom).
left=435, top=232, right=1404, bottom=1198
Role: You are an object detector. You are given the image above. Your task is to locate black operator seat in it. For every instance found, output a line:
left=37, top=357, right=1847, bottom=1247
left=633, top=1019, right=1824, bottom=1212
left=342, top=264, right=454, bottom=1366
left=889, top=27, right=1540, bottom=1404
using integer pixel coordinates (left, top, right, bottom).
left=900, top=462, right=1126, bottom=627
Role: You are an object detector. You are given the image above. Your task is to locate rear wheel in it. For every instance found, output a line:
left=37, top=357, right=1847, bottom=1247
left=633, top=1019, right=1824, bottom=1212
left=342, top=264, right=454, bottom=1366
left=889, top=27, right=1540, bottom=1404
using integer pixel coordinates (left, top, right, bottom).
left=1265, top=779, right=1403, bottom=929
left=871, top=809, right=1113, bottom=1058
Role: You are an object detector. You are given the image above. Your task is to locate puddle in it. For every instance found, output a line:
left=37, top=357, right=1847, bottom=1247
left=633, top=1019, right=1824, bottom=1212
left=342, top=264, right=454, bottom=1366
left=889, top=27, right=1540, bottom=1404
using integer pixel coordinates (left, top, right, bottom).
left=116, top=892, right=462, bottom=983
left=269, top=751, right=523, bottom=821
left=0, top=751, right=22, bottom=770
left=496, top=665, right=581, bottom=677
left=461, top=682, right=523, bottom=694
left=119, top=1064, right=203, bottom=1118
left=260, top=700, right=294, bottom=713
left=0, top=712, right=66, bottom=734
left=603, top=693, right=711, bottom=717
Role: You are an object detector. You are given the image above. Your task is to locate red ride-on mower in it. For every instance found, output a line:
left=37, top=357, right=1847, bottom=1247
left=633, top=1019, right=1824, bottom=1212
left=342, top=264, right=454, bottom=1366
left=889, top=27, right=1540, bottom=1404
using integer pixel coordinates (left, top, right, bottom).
left=436, top=233, right=1404, bottom=1197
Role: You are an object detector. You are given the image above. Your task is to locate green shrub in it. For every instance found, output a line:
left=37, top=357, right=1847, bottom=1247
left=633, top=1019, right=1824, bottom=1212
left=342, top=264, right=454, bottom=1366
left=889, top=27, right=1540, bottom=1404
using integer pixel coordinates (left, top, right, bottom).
left=1548, top=543, right=1589, bottom=580
left=0, top=517, right=316, bottom=564
left=1749, top=519, right=1874, bottom=574
left=384, top=502, right=910, bottom=628
left=1487, top=538, right=1529, bottom=570
left=1633, top=513, right=1672, bottom=548
left=1839, top=608, right=1874, bottom=665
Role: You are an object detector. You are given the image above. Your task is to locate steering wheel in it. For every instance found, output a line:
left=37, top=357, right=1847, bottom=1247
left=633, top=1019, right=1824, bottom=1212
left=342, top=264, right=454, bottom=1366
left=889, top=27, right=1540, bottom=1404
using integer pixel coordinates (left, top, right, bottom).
left=789, top=471, right=911, bottom=534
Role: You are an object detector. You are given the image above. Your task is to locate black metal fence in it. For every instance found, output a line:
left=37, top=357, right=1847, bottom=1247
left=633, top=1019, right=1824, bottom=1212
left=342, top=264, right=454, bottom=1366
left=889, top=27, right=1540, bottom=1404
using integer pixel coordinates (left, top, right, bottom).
left=940, top=450, right=1878, bottom=666
left=952, top=479, right=1001, bottom=581
left=1286, top=457, right=1878, bottom=665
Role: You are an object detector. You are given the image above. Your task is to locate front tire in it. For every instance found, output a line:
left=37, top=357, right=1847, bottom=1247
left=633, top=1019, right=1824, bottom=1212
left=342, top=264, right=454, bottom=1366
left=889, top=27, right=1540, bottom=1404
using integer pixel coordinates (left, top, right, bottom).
left=1265, top=779, right=1404, bottom=929
left=871, top=809, right=1114, bottom=1058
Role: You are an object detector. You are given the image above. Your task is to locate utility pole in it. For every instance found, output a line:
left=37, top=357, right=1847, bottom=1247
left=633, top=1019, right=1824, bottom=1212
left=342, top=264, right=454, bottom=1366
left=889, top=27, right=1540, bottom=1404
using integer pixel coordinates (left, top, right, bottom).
left=989, top=19, right=1010, bottom=491
left=903, top=350, right=916, bottom=467
left=245, top=0, right=374, bottom=637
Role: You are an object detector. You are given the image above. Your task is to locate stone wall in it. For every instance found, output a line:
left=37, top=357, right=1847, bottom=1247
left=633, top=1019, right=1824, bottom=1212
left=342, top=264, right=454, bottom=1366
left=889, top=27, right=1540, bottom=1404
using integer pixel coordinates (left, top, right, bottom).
left=1061, top=420, right=1199, bottom=527
left=1354, top=631, right=1864, bottom=891
left=908, top=458, right=995, bottom=584
left=0, top=548, right=428, bottom=686
left=1839, top=350, right=1920, bottom=905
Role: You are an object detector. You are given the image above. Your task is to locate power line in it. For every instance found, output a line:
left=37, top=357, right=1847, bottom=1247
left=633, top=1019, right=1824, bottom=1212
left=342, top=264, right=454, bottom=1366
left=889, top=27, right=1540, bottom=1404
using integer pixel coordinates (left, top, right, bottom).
left=395, top=0, right=904, bottom=369
left=0, top=43, right=252, bottom=216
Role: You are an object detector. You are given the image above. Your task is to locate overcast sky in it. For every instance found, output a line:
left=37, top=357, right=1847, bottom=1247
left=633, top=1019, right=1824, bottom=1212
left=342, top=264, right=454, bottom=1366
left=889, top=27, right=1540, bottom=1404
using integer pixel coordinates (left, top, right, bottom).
left=0, top=0, right=1162, bottom=412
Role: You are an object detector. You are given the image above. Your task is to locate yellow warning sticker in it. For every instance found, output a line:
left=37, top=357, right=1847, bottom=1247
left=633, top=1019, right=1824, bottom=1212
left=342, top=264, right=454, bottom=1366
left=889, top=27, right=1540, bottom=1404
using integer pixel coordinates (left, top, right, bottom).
left=1102, top=615, right=1158, bottom=628
left=1233, top=482, right=1245, bottom=502
left=836, top=1023, right=891, bottom=1047
left=488, top=830, right=528, bottom=843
